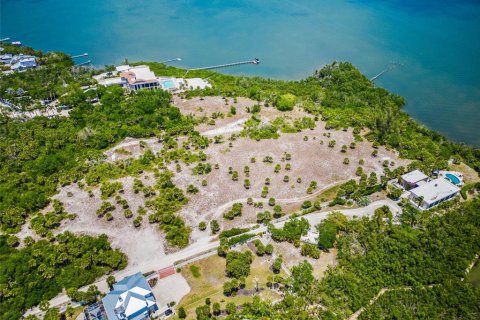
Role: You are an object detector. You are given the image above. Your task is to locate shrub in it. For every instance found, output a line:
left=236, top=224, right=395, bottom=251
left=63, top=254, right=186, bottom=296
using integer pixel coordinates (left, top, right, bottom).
left=224, top=203, right=243, bottom=220
left=275, top=93, right=296, bottom=111
left=96, top=201, right=115, bottom=218
left=317, top=220, right=337, bottom=250
left=268, top=198, right=276, bottom=206
left=219, top=227, right=250, bottom=239
left=269, top=218, right=310, bottom=242
left=301, top=243, right=321, bottom=259
left=210, top=220, right=220, bottom=234
left=273, top=205, right=283, bottom=218
left=178, top=307, right=187, bottom=319
left=272, top=257, right=283, bottom=274
left=257, top=211, right=272, bottom=224
left=123, top=209, right=133, bottom=218
left=226, top=251, right=253, bottom=278
left=133, top=216, right=142, bottom=228
left=190, top=265, right=201, bottom=278
left=187, top=184, right=199, bottom=194
left=265, top=244, right=274, bottom=255
left=302, top=200, right=312, bottom=209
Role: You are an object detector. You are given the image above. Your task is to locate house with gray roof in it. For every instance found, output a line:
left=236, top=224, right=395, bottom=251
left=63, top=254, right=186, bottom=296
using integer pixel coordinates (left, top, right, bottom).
left=408, top=178, right=460, bottom=210
left=101, top=272, right=158, bottom=320
left=11, top=57, right=37, bottom=71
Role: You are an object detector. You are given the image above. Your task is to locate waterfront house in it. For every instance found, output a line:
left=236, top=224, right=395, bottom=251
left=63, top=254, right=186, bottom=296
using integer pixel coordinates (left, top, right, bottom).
left=119, top=65, right=160, bottom=91
left=399, top=170, right=429, bottom=190
left=408, top=178, right=460, bottom=210
left=95, top=65, right=160, bottom=91
left=11, top=57, right=37, bottom=71
left=0, top=53, right=13, bottom=64
left=101, top=272, right=158, bottom=320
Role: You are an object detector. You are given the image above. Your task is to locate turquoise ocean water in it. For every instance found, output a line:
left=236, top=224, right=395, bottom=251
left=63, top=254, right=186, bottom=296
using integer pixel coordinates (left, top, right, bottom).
left=1, top=0, right=479, bottom=146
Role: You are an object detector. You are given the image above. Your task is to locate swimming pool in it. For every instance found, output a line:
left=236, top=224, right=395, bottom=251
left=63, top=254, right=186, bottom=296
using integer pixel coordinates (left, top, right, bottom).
left=162, top=80, right=175, bottom=89
left=445, top=173, right=461, bottom=185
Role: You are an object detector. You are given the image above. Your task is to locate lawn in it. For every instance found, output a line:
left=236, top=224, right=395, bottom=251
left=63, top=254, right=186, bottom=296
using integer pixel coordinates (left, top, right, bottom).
left=65, top=305, right=84, bottom=320
left=175, top=249, right=283, bottom=319
left=314, top=184, right=342, bottom=203
left=449, top=162, right=480, bottom=184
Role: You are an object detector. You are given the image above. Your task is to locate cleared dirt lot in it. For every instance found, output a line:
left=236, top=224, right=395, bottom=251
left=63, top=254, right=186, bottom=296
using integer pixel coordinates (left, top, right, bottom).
left=50, top=173, right=168, bottom=267
left=171, top=96, right=408, bottom=238
left=173, top=129, right=407, bottom=239
left=24, top=96, right=408, bottom=267
left=274, top=241, right=338, bottom=279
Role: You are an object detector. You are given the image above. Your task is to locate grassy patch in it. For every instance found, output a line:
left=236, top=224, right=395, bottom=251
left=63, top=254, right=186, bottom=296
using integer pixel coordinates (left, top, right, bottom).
left=176, top=250, right=283, bottom=319
left=189, top=265, right=201, bottom=278
left=315, top=184, right=342, bottom=202
left=449, top=163, right=480, bottom=184
left=65, top=306, right=84, bottom=320
left=466, top=260, right=480, bottom=288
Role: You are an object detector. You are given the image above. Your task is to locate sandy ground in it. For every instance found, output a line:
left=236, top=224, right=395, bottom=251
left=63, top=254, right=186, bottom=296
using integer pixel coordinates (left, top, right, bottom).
left=19, top=95, right=408, bottom=272
left=32, top=173, right=168, bottom=268
left=274, top=241, right=338, bottom=279
left=172, top=126, right=407, bottom=239
left=172, top=96, right=308, bottom=134
left=104, top=137, right=162, bottom=162
left=170, top=96, right=408, bottom=238
left=151, top=274, right=191, bottom=311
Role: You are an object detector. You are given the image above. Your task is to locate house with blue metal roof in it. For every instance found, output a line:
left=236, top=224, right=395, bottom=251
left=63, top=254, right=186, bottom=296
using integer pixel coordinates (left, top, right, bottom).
left=11, top=57, right=37, bottom=71
left=101, top=272, right=158, bottom=320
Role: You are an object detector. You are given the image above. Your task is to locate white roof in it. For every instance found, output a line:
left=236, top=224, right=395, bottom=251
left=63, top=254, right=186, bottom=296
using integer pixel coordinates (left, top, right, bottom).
left=115, top=285, right=152, bottom=317
left=401, top=170, right=428, bottom=184
left=128, top=65, right=156, bottom=81
left=124, top=296, right=147, bottom=317
left=130, top=286, right=150, bottom=296
left=99, top=77, right=125, bottom=86
left=410, top=178, right=460, bottom=205
left=116, top=65, right=131, bottom=72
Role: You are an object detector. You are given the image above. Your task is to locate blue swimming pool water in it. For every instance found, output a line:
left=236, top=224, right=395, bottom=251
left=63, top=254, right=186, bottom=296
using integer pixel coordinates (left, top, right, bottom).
left=162, top=80, right=175, bottom=89
left=445, top=173, right=461, bottom=185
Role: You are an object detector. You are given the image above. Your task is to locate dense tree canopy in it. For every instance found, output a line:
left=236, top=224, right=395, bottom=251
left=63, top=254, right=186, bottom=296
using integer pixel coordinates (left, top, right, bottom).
left=0, top=232, right=127, bottom=320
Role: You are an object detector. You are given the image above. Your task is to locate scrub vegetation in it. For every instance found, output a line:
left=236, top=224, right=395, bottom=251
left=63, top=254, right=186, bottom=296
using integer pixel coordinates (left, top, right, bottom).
left=0, top=44, right=479, bottom=319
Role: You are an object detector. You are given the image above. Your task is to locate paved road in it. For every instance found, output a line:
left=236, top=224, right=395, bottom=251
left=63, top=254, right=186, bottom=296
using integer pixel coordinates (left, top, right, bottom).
left=24, top=198, right=400, bottom=317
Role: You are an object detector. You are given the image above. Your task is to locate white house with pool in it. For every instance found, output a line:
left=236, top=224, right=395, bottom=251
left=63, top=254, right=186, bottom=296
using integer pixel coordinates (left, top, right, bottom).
left=94, top=65, right=211, bottom=93
left=438, top=170, right=464, bottom=186
left=408, top=177, right=460, bottom=210
left=94, top=65, right=160, bottom=91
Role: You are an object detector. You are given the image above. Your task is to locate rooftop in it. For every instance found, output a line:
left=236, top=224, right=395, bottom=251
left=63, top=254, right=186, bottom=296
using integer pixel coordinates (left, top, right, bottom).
left=120, top=65, right=157, bottom=84
left=401, top=170, right=429, bottom=184
left=410, top=178, right=460, bottom=205
left=102, top=272, right=157, bottom=320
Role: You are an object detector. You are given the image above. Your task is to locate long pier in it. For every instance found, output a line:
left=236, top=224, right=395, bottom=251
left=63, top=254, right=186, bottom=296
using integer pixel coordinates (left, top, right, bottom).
left=0, top=37, right=10, bottom=42
left=190, top=58, right=260, bottom=71
left=71, top=53, right=88, bottom=59
left=75, top=60, right=92, bottom=66
left=370, top=62, right=402, bottom=82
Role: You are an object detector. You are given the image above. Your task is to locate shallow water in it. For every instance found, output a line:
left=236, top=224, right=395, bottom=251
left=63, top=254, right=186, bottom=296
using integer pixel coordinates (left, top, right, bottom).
left=2, top=0, right=479, bottom=146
